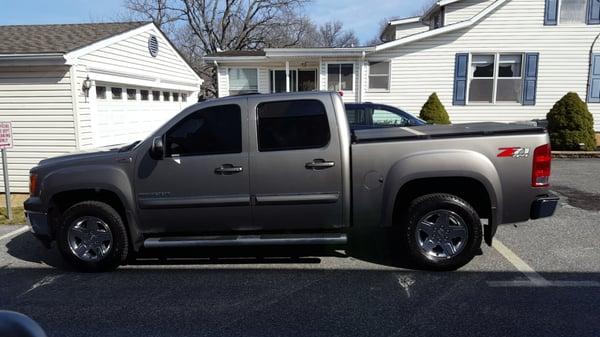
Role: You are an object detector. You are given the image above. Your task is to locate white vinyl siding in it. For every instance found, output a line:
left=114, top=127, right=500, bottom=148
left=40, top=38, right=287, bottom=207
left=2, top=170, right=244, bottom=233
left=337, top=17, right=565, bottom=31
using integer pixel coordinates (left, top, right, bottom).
left=444, top=0, right=496, bottom=24
left=394, top=22, right=430, bottom=39
left=78, top=30, right=199, bottom=87
left=0, top=66, right=76, bottom=192
left=363, top=0, right=600, bottom=130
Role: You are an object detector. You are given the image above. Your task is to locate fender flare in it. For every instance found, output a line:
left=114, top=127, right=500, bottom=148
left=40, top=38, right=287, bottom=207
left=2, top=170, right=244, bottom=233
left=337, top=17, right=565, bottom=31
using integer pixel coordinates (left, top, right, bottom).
left=41, top=165, right=143, bottom=250
left=381, top=149, right=503, bottom=229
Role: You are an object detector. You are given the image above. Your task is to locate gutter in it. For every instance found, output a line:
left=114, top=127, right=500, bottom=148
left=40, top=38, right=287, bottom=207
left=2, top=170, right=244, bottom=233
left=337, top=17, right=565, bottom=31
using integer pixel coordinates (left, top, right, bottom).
left=0, top=53, right=66, bottom=64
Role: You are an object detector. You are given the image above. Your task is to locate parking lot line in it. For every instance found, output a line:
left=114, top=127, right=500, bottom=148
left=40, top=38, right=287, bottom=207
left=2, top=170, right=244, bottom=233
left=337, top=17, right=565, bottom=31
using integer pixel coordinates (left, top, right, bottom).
left=489, top=239, right=600, bottom=288
left=0, top=226, right=29, bottom=241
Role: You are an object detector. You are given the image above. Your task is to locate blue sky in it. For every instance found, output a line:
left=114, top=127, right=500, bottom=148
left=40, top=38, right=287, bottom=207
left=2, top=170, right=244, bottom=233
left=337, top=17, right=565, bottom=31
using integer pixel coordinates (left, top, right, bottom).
left=0, top=0, right=429, bottom=43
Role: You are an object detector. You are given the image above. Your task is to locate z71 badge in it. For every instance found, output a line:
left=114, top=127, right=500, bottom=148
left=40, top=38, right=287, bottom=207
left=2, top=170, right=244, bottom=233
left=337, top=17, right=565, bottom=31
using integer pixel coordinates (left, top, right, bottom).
left=497, top=147, right=530, bottom=158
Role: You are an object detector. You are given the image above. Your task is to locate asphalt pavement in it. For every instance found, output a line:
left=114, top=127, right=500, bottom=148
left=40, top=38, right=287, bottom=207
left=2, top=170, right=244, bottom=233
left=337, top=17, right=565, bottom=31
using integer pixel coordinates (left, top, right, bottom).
left=0, top=159, right=599, bottom=337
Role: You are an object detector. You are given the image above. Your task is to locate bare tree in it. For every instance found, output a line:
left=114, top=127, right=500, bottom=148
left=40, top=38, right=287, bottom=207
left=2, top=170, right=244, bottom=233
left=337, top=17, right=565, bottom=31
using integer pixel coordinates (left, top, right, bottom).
left=125, top=0, right=311, bottom=97
left=412, top=0, right=437, bottom=16
left=315, top=20, right=359, bottom=48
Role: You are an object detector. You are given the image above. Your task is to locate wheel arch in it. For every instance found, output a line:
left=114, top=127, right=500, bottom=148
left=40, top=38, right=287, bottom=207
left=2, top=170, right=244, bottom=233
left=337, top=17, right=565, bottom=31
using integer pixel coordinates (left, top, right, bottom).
left=381, top=150, right=502, bottom=245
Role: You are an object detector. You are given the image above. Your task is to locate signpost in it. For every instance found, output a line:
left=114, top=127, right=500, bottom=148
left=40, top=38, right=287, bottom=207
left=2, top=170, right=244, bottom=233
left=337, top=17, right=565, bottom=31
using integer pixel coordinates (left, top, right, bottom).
left=0, top=122, right=13, bottom=220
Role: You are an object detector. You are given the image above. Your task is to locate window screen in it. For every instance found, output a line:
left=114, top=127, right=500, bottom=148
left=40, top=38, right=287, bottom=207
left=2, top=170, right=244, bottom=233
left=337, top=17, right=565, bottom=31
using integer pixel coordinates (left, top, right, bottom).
left=560, top=0, right=587, bottom=23
left=257, top=100, right=330, bottom=152
left=163, top=92, right=170, bottom=101
left=140, top=90, right=149, bottom=101
left=152, top=91, right=160, bottom=101
left=165, top=105, right=242, bottom=156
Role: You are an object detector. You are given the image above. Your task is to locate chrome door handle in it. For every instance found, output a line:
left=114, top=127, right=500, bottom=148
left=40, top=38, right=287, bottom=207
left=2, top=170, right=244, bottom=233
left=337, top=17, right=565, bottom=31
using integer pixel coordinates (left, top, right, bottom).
left=215, top=164, right=243, bottom=175
left=305, top=159, right=335, bottom=170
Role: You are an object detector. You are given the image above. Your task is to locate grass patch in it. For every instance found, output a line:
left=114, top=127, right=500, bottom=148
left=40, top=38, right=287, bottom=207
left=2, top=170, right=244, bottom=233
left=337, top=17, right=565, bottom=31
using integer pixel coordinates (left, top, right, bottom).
left=0, top=206, right=25, bottom=225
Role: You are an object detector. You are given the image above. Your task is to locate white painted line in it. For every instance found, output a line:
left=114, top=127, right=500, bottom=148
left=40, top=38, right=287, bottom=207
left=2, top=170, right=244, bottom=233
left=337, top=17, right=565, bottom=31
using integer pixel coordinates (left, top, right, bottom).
left=0, top=226, right=28, bottom=241
left=493, top=239, right=551, bottom=286
left=488, top=280, right=600, bottom=287
left=489, top=239, right=600, bottom=288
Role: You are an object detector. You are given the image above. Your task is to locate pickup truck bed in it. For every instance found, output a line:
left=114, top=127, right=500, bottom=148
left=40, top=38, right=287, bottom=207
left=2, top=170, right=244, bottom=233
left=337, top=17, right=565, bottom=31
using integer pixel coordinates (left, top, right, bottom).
left=352, top=122, right=546, bottom=143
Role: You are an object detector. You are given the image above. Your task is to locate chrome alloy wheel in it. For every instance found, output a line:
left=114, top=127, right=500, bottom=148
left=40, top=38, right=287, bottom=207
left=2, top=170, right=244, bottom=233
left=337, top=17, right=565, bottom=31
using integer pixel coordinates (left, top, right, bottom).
left=67, top=216, right=113, bottom=262
left=415, top=210, right=469, bottom=260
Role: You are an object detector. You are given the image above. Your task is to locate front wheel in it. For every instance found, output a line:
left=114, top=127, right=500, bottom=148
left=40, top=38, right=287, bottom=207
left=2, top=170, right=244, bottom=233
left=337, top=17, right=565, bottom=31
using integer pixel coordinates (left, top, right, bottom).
left=57, top=201, right=129, bottom=272
left=400, top=193, right=482, bottom=271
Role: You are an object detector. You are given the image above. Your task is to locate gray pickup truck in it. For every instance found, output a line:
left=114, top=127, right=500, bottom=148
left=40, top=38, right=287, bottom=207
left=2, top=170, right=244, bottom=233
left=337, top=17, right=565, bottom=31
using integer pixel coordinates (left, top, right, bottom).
left=24, top=92, right=558, bottom=272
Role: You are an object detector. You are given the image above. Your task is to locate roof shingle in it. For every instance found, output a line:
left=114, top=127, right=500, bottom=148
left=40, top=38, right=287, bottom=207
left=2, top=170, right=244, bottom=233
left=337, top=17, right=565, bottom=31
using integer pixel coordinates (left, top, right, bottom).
left=205, top=50, right=266, bottom=57
left=0, top=22, right=149, bottom=55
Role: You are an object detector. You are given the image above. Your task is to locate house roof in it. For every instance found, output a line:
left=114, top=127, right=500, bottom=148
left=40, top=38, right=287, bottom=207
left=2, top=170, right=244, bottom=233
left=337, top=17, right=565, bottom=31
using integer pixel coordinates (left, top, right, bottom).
left=0, top=22, right=149, bottom=55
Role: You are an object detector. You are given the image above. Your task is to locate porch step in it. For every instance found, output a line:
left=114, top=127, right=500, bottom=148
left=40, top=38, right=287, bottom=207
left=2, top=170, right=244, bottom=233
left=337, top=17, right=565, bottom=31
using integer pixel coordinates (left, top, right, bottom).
left=143, top=233, right=348, bottom=248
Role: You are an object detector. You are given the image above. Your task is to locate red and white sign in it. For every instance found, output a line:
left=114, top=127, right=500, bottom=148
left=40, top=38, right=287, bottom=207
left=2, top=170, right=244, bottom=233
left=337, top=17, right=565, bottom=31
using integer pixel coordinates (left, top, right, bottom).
left=0, top=122, right=13, bottom=149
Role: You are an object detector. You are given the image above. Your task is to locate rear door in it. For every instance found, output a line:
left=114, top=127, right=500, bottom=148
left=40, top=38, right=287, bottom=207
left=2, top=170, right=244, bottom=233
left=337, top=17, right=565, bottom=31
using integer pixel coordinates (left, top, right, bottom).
left=248, top=96, right=344, bottom=230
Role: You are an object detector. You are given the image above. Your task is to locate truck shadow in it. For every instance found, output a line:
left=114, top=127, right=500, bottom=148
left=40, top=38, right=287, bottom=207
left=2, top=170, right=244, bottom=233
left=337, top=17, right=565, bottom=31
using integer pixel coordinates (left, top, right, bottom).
left=5, top=228, right=415, bottom=271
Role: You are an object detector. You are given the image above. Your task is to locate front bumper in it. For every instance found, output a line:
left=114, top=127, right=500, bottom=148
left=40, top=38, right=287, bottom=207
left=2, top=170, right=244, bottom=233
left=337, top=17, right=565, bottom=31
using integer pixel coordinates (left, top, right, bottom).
left=530, top=193, right=559, bottom=219
left=24, top=197, right=50, bottom=236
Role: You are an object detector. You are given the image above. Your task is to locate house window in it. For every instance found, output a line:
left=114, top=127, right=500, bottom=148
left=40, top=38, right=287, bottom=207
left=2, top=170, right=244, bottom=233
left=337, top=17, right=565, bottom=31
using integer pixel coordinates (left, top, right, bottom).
left=152, top=91, right=160, bottom=101
left=163, top=91, right=170, bottom=101
left=96, top=86, right=106, bottom=99
left=111, top=88, right=122, bottom=100
left=468, top=54, right=524, bottom=104
left=127, top=89, right=136, bottom=100
left=140, top=90, right=149, bottom=101
left=173, top=92, right=179, bottom=101
left=182, top=93, right=188, bottom=102
left=368, top=61, right=390, bottom=91
left=228, top=68, right=258, bottom=95
left=560, top=0, right=588, bottom=23
left=327, top=64, right=353, bottom=91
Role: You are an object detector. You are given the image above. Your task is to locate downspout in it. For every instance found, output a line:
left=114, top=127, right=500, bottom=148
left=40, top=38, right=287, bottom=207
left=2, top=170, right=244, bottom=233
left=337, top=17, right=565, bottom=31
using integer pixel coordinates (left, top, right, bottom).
left=358, top=51, right=366, bottom=103
left=69, top=64, right=81, bottom=150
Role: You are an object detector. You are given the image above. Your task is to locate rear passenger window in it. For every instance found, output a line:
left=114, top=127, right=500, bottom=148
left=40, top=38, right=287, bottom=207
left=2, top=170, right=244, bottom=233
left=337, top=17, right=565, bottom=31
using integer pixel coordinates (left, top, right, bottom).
left=165, top=104, right=242, bottom=157
left=257, top=100, right=330, bottom=152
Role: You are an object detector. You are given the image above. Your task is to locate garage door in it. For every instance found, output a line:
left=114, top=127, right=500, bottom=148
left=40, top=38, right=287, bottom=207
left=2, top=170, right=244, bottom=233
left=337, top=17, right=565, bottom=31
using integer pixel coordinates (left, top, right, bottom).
left=95, top=83, right=192, bottom=147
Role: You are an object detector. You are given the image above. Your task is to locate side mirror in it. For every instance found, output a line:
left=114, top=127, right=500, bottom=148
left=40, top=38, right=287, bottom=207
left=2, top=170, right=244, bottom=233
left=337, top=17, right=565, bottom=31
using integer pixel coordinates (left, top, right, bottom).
left=149, top=136, right=164, bottom=160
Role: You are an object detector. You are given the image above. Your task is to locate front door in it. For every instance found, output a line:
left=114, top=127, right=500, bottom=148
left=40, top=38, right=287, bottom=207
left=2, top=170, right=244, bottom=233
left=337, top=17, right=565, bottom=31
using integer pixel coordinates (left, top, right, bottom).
left=248, top=96, right=344, bottom=231
left=134, top=102, right=251, bottom=234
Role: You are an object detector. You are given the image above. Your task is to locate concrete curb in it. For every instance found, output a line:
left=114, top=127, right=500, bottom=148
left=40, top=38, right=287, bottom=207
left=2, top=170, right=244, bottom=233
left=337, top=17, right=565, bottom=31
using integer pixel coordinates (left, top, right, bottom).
left=552, top=151, right=600, bottom=158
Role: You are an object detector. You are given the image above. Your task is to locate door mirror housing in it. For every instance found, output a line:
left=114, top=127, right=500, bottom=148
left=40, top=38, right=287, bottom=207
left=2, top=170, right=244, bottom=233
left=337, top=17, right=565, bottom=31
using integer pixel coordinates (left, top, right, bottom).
left=149, top=136, right=164, bottom=160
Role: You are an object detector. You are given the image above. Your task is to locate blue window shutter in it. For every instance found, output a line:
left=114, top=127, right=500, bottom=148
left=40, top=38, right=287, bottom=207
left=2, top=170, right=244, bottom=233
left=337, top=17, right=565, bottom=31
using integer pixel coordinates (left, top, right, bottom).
left=588, top=0, right=600, bottom=24
left=453, top=53, right=468, bottom=106
left=544, top=0, right=558, bottom=25
left=588, top=54, right=600, bottom=103
left=522, top=53, right=539, bottom=106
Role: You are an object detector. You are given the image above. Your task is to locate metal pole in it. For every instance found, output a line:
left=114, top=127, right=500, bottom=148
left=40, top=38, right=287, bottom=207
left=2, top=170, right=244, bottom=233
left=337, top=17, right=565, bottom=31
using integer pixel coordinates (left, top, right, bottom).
left=2, top=149, right=12, bottom=220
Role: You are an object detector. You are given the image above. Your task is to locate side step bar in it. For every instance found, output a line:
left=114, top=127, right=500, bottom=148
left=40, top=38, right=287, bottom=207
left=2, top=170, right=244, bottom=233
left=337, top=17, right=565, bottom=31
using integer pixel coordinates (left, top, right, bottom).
left=143, top=233, right=348, bottom=249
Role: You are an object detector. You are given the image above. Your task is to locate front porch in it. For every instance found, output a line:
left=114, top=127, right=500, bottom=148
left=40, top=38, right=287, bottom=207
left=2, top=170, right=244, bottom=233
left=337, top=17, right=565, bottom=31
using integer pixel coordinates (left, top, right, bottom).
left=208, top=48, right=372, bottom=103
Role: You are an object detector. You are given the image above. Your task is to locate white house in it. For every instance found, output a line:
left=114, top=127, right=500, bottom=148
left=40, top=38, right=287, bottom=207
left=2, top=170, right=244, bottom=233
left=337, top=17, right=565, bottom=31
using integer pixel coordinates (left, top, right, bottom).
left=205, top=0, right=600, bottom=133
left=0, top=22, right=202, bottom=192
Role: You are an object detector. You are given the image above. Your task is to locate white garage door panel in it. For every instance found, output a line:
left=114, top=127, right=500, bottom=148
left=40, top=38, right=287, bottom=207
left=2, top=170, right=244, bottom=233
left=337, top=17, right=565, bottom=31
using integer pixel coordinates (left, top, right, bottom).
left=95, top=84, right=190, bottom=147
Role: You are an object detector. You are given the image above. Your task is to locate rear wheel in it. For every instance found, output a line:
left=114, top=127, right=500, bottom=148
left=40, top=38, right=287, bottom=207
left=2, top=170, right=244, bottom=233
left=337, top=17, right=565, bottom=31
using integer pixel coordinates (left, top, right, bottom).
left=400, top=193, right=482, bottom=271
left=57, top=201, right=128, bottom=272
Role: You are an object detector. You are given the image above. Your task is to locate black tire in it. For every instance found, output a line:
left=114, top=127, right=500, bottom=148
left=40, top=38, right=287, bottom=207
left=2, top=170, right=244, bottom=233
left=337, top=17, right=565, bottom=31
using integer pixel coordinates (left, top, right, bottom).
left=400, top=193, right=482, bottom=271
left=57, top=201, right=128, bottom=272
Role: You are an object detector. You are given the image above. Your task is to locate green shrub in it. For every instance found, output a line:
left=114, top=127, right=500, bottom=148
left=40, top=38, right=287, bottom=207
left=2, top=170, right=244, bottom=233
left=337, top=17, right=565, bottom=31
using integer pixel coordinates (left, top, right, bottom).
left=419, top=92, right=451, bottom=124
left=546, top=92, right=596, bottom=151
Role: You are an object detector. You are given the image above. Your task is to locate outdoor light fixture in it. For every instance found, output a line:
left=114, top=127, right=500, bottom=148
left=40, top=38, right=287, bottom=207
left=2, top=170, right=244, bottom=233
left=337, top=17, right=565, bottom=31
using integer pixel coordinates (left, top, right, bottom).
left=82, top=76, right=92, bottom=93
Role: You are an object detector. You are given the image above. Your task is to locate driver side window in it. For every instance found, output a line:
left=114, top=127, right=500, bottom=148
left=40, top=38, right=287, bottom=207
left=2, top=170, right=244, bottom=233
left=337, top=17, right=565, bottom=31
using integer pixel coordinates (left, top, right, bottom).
left=165, top=104, right=242, bottom=157
left=372, top=108, right=408, bottom=126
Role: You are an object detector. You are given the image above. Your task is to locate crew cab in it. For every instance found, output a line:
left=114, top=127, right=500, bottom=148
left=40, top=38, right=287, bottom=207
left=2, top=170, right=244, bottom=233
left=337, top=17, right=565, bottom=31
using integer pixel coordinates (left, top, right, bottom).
left=24, top=92, right=558, bottom=272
